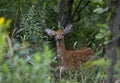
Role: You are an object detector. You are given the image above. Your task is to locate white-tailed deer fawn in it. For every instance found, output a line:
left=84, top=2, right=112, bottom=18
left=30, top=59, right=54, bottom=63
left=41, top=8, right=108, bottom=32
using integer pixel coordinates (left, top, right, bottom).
left=45, top=24, right=94, bottom=78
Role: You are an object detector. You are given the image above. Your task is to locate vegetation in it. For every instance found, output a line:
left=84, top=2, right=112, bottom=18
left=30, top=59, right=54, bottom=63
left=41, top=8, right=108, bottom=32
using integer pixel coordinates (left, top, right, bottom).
left=0, top=0, right=119, bottom=83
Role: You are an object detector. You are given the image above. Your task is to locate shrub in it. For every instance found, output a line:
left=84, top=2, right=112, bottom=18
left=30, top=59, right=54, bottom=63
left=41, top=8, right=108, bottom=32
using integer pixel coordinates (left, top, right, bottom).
left=0, top=17, right=53, bottom=83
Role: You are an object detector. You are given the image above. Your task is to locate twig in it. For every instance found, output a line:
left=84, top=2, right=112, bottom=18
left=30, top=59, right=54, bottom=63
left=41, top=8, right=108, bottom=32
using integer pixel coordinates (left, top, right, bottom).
left=7, top=36, right=14, bottom=56
left=73, top=0, right=89, bottom=23
left=72, top=0, right=82, bottom=20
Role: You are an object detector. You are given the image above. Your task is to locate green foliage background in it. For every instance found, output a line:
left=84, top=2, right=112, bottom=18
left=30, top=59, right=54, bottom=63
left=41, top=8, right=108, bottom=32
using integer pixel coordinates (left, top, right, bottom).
left=0, top=0, right=119, bottom=83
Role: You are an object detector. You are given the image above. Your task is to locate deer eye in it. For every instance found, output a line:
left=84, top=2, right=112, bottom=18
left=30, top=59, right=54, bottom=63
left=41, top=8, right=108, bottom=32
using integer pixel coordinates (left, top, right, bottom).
left=54, top=33, right=57, bottom=36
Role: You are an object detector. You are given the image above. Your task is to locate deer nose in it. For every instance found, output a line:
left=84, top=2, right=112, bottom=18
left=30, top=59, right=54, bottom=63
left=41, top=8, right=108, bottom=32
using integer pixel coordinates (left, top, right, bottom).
left=57, top=38, right=62, bottom=41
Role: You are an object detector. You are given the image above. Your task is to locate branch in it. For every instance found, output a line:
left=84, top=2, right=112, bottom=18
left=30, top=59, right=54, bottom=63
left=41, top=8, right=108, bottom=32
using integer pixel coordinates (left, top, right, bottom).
left=7, top=36, right=14, bottom=56
left=66, top=0, right=74, bottom=24
left=78, top=0, right=89, bottom=14
left=73, top=0, right=90, bottom=23
left=72, top=0, right=83, bottom=20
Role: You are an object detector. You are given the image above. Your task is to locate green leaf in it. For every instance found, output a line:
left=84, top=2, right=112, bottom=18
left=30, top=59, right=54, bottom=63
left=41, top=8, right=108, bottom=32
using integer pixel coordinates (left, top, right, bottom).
left=91, top=58, right=107, bottom=66
left=100, top=29, right=106, bottom=33
left=90, top=0, right=103, bottom=4
left=2, top=64, right=9, bottom=73
left=93, top=7, right=104, bottom=14
left=96, top=24, right=108, bottom=28
left=103, top=40, right=109, bottom=45
left=93, top=7, right=108, bottom=14
left=33, top=53, right=41, bottom=63
left=95, top=33, right=104, bottom=39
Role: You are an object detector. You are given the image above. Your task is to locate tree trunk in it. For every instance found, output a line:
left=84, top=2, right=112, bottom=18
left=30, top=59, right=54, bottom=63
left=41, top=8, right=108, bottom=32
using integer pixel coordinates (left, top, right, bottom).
left=59, top=0, right=73, bottom=27
left=66, top=0, right=73, bottom=24
left=106, top=0, right=120, bottom=83
left=59, top=0, right=89, bottom=27
left=59, top=0, right=66, bottom=27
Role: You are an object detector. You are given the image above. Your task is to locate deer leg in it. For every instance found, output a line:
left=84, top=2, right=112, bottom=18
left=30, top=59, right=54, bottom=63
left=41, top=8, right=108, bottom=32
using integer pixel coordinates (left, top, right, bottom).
left=73, top=61, right=81, bottom=80
left=56, top=66, right=60, bottom=78
left=59, top=66, right=64, bottom=78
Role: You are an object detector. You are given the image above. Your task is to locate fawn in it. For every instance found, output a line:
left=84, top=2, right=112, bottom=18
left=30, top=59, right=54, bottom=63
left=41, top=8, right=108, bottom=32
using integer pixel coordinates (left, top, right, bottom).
left=45, top=24, right=94, bottom=78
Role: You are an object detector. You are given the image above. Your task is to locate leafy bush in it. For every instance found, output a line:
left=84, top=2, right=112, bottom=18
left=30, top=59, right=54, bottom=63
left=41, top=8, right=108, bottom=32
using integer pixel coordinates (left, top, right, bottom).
left=0, top=45, right=53, bottom=83
left=15, top=5, right=46, bottom=52
left=0, top=17, right=53, bottom=83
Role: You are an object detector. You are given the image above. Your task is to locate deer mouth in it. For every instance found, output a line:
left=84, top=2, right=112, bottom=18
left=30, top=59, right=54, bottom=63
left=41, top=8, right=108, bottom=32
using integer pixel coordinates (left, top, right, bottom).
left=57, top=39, right=62, bottom=44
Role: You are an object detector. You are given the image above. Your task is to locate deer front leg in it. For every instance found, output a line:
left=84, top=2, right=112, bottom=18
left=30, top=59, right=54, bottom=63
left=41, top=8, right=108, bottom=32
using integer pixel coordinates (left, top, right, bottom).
left=56, top=56, right=65, bottom=78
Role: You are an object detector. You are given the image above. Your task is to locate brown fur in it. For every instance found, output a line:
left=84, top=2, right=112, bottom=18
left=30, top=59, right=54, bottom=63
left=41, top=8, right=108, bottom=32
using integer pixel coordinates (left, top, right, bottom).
left=45, top=24, right=94, bottom=78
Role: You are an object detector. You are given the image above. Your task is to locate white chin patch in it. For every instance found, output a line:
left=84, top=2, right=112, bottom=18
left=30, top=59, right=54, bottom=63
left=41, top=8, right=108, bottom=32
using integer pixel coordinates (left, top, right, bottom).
left=57, top=41, right=62, bottom=45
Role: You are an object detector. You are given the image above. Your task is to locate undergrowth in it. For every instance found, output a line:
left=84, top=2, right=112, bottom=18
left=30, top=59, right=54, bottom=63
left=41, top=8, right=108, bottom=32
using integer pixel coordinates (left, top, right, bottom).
left=0, top=5, right=107, bottom=83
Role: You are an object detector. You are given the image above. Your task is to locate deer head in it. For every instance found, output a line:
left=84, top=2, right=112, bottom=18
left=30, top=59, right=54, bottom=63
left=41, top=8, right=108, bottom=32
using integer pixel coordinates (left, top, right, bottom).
left=45, top=24, right=72, bottom=45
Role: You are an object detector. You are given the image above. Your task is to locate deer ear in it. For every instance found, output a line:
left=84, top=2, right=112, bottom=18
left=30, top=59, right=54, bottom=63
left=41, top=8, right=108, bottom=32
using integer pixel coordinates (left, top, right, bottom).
left=64, top=24, right=72, bottom=34
left=45, top=28, right=55, bottom=36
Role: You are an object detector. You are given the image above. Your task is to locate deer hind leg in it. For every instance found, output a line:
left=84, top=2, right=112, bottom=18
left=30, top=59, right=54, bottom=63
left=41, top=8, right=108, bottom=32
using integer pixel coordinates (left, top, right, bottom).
left=56, top=66, right=64, bottom=79
left=59, top=66, right=64, bottom=78
left=73, top=61, right=81, bottom=80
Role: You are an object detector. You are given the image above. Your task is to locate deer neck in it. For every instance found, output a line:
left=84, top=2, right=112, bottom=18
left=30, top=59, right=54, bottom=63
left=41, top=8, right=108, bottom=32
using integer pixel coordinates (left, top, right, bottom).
left=56, top=39, right=66, bottom=57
